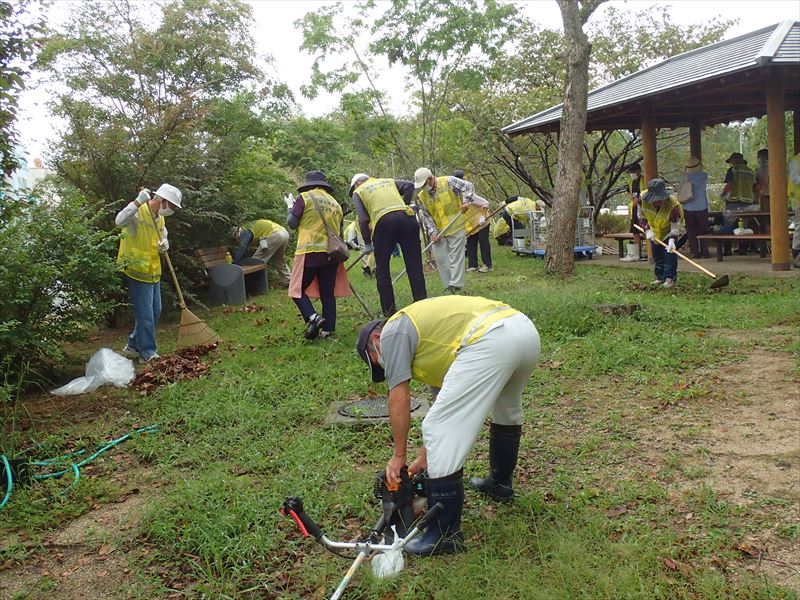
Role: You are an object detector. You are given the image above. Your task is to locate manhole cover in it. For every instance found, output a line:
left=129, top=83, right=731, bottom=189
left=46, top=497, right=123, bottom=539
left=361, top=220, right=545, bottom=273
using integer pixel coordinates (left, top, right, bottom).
left=338, top=397, right=421, bottom=419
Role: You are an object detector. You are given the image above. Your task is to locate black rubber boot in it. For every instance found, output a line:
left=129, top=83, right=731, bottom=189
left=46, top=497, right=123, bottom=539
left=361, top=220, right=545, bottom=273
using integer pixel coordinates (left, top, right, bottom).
left=469, top=423, right=522, bottom=502
left=404, top=470, right=465, bottom=556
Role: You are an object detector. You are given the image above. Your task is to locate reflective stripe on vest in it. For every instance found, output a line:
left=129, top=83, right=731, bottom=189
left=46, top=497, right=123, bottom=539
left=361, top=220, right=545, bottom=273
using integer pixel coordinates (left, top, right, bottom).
left=505, top=198, right=539, bottom=225
left=417, top=177, right=465, bottom=233
left=354, top=178, right=408, bottom=230
left=387, top=296, right=519, bottom=388
left=248, top=219, right=283, bottom=245
left=116, top=203, right=164, bottom=283
left=730, top=164, right=755, bottom=203
left=642, top=195, right=681, bottom=240
left=296, top=189, right=343, bottom=255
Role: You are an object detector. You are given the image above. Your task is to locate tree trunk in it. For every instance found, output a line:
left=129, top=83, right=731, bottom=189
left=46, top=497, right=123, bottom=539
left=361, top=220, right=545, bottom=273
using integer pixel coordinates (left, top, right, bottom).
left=545, top=0, right=599, bottom=276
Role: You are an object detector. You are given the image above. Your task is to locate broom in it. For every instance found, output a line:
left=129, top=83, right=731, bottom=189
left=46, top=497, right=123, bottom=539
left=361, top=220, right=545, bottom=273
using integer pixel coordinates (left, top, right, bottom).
left=148, top=208, right=220, bottom=348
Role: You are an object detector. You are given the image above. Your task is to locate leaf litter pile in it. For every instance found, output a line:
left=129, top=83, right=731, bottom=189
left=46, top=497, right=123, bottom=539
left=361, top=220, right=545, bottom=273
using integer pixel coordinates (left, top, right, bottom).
left=131, top=342, right=218, bottom=394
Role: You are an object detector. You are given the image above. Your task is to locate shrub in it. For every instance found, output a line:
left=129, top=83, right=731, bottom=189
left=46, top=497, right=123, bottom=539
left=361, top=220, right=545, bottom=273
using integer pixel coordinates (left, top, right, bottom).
left=0, top=187, right=122, bottom=388
left=595, top=212, right=628, bottom=236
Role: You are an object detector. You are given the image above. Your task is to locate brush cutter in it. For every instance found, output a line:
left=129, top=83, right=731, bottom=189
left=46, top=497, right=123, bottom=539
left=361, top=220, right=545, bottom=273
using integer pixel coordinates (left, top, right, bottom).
left=281, top=467, right=439, bottom=600
left=634, top=225, right=729, bottom=289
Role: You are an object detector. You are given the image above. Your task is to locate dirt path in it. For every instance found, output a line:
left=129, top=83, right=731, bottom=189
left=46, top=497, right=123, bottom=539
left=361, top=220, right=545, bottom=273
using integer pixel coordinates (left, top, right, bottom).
left=0, top=470, right=155, bottom=600
left=639, top=329, right=800, bottom=590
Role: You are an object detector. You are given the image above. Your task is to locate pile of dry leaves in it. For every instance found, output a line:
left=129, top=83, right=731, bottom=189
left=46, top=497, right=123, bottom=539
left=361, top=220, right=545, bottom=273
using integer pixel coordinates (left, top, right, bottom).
left=131, top=342, right=218, bottom=394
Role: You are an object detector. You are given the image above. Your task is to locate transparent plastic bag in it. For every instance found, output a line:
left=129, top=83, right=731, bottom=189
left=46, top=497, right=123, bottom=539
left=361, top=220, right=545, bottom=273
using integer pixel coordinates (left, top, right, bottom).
left=51, top=348, right=135, bottom=396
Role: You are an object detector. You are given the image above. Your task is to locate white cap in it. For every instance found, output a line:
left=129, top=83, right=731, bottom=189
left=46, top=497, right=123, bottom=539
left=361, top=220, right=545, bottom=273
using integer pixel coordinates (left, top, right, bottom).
left=349, top=173, right=370, bottom=195
left=413, top=167, right=432, bottom=189
left=154, top=183, right=182, bottom=208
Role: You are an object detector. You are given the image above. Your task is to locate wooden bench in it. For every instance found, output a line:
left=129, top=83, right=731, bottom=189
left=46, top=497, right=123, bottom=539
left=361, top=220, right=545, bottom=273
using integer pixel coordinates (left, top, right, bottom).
left=696, top=234, right=771, bottom=262
left=196, top=246, right=268, bottom=306
left=605, top=232, right=648, bottom=259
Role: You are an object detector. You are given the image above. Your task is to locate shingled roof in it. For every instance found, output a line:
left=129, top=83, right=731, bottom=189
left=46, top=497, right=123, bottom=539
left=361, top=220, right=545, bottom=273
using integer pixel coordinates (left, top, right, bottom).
left=502, top=20, right=800, bottom=135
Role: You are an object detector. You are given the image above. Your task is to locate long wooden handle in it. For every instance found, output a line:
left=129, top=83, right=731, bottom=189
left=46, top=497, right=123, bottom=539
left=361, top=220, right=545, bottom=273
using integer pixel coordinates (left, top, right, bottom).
left=147, top=203, right=187, bottom=308
left=466, top=203, right=507, bottom=237
left=634, top=224, right=717, bottom=279
left=391, top=211, right=467, bottom=284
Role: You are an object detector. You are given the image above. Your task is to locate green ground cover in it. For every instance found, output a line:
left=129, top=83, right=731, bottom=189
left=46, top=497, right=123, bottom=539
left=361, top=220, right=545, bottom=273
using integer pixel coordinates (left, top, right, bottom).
left=2, top=251, right=798, bottom=599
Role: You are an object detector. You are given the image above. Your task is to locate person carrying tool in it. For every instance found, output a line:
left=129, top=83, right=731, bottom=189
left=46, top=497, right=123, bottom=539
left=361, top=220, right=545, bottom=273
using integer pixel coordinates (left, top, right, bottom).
left=414, top=168, right=489, bottom=294
left=640, top=179, right=684, bottom=289
left=457, top=169, right=493, bottom=273
left=230, top=219, right=291, bottom=287
left=286, top=170, right=350, bottom=340
left=355, top=296, right=541, bottom=556
left=349, top=173, right=427, bottom=317
left=116, top=184, right=182, bottom=363
left=344, top=220, right=374, bottom=277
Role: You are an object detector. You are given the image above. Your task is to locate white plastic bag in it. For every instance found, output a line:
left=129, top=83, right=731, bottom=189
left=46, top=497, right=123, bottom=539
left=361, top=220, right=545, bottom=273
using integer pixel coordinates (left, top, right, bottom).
left=51, top=348, right=135, bottom=396
left=371, top=526, right=404, bottom=579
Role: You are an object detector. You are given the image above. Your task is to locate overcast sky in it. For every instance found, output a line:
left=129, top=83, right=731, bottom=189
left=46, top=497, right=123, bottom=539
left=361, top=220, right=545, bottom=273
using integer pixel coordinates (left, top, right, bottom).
left=17, top=0, right=799, bottom=162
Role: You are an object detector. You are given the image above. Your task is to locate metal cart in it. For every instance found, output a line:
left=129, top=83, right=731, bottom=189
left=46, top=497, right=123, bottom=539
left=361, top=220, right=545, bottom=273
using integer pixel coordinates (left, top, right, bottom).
left=511, top=207, right=595, bottom=259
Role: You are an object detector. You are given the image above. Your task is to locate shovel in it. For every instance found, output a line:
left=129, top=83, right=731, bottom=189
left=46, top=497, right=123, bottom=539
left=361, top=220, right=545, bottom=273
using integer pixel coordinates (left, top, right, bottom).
left=634, top=225, right=729, bottom=289
left=148, top=207, right=220, bottom=347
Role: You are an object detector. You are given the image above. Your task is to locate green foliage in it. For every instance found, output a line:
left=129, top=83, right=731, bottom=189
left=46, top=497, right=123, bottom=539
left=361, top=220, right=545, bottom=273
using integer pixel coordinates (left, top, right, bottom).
left=595, top=212, right=628, bottom=236
left=0, top=189, right=121, bottom=388
left=0, top=0, right=45, bottom=175
left=39, top=0, right=294, bottom=287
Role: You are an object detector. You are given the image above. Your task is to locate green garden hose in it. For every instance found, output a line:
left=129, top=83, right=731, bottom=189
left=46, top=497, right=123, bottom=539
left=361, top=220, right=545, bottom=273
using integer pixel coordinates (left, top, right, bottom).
left=0, top=424, right=158, bottom=511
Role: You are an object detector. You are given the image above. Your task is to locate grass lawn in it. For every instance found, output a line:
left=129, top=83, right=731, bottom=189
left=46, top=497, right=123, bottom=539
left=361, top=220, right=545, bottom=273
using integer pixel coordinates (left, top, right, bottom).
left=2, top=250, right=799, bottom=599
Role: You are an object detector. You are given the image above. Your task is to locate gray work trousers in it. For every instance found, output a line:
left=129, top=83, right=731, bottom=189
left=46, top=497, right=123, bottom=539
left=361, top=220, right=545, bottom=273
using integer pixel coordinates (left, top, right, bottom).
left=432, top=230, right=466, bottom=289
left=252, top=229, right=291, bottom=286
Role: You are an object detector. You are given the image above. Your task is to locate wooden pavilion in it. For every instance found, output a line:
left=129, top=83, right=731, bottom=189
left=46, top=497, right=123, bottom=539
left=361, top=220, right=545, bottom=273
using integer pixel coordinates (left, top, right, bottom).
left=503, top=20, right=800, bottom=270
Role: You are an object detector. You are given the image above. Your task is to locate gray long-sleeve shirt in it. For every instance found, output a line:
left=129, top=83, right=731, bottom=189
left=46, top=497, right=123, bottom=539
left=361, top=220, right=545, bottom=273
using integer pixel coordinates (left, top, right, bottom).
left=115, top=201, right=168, bottom=244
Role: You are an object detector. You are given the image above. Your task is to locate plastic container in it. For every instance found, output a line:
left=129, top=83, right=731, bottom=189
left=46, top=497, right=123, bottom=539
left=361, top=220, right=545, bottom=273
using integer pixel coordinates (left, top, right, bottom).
left=225, top=252, right=233, bottom=264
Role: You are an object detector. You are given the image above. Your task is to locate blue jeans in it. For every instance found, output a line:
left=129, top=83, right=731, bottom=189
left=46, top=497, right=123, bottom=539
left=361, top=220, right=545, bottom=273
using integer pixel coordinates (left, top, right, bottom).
left=650, top=242, right=678, bottom=281
left=127, top=276, right=162, bottom=359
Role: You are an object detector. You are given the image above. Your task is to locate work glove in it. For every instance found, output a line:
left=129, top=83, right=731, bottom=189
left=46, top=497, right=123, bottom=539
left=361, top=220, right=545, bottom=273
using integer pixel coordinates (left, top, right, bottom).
left=135, top=189, right=151, bottom=205
left=478, top=215, right=486, bottom=225
left=667, top=238, right=676, bottom=253
left=258, top=238, right=269, bottom=251
left=283, top=193, right=295, bottom=209
left=157, top=238, right=169, bottom=254
left=644, top=229, right=655, bottom=242
left=363, top=243, right=374, bottom=255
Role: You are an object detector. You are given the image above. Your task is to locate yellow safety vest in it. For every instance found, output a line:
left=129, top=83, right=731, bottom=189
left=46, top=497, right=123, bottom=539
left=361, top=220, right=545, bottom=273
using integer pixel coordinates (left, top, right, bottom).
left=417, top=177, right=465, bottom=234
left=729, top=164, right=755, bottom=203
left=296, top=189, right=343, bottom=255
left=492, top=218, right=510, bottom=239
left=788, top=153, right=800, bottom=209
left=505, top=198, right=539, bottom=225
left=248, top=220, right=284, bottom=247
left=388, top=296, right=520, bottom=388
left=354, top=178, right=409, bottom=230
left=464, top=204, right=488, bottom=235
left=642, top=195, right=681, bottom=240
left=116, top=203, right=164, bottom=283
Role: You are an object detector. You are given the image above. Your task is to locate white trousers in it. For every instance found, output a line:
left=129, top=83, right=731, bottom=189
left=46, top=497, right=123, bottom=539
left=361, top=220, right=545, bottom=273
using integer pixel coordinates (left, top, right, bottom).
left=422, top=312, right=541, bottom=478
left=432, top=230, right=466, bottom=288
left=251, top=229, right=291, bottom=285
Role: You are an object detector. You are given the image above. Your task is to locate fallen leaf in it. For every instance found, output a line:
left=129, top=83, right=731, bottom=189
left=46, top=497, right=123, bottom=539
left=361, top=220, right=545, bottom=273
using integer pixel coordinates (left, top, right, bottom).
left=98, top=544, right=114, bottom=557
left=604, top=506, right=628, bottom=518
left=737, top=541, right=763, bottom=558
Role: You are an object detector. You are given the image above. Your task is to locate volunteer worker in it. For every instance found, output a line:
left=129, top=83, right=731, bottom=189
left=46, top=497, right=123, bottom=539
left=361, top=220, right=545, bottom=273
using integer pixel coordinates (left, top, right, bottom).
left=231, top=218, right=291, bottom=287
left=356, top=296, right=541, bottom=556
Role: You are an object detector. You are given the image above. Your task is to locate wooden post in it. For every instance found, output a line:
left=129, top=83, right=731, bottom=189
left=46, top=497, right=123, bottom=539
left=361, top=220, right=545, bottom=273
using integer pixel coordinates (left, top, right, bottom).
left=641, top=107, right=658, bottom=183
left=689, top=120, right=703, bottom=161
left=766, top=71, right=789, bottom=271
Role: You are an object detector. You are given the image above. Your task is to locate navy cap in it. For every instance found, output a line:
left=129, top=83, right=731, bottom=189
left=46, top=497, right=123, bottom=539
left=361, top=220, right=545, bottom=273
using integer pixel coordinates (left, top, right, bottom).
left=356, top=319, right=386, bottom=383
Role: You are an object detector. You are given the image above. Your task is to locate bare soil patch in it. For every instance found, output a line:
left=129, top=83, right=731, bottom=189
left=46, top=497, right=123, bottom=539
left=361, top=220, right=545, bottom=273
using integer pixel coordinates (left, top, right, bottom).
left=0, top=483, right=154, bottom=599
left=640, top=330, right=800, bottom=590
